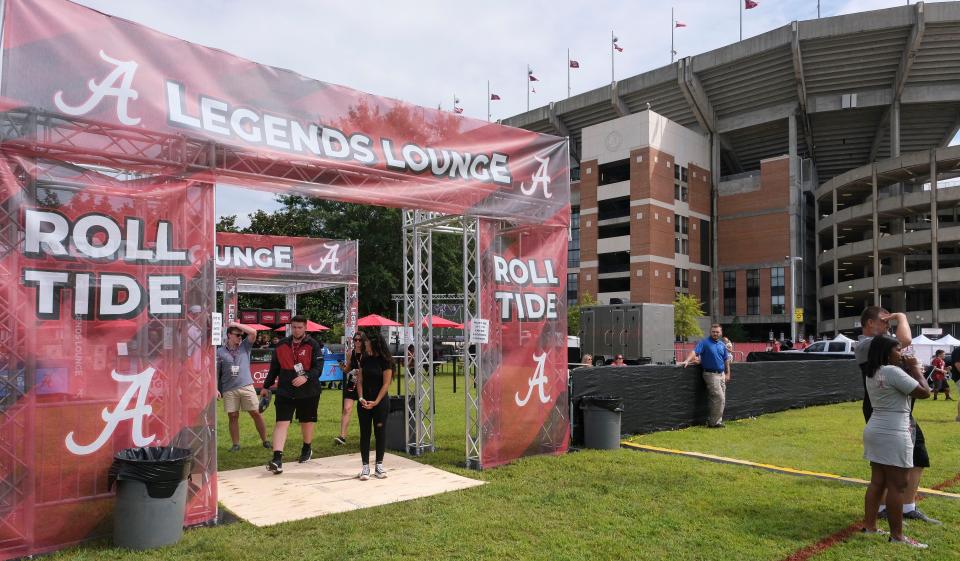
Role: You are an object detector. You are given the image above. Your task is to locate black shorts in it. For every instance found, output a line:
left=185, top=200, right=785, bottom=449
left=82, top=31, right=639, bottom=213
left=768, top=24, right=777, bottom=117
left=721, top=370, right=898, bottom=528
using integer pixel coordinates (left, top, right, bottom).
left=342, top=373, right=359, bottom=401
left=913, top=421, right=930, bottom=468
left=274, top=394, right=320, bottom=423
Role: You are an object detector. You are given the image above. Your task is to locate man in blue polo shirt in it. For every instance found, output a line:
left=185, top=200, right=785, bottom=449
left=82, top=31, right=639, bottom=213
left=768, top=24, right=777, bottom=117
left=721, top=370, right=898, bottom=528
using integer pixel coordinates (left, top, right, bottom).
left=679, top=323, right=731, bottom=428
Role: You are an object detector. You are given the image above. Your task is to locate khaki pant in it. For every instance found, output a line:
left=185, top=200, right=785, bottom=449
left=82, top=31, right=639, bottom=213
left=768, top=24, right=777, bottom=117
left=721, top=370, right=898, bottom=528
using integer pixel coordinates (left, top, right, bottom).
left=223, top=384, right=259, bottom=413
left=702, top=371, right=726, bottom=426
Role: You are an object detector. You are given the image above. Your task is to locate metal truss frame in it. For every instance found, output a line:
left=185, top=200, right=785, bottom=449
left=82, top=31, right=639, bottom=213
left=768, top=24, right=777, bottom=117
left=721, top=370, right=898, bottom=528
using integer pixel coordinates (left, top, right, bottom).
left=402, top=210, right=483, bottom=465
left=0, top=107, right=499, bottom=479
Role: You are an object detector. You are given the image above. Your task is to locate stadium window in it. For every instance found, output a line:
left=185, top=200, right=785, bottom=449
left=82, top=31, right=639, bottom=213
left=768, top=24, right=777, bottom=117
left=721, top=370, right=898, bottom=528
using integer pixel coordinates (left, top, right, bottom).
left=771, top=267, right=785, bottom=314
left=747, top=269, right=760, bottom=315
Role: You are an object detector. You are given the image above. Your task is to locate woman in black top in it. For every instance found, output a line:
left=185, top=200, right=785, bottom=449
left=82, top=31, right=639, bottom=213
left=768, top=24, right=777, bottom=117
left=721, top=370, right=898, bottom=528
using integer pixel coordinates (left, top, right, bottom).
left=335, top=332, right=365, bottom=445
left=356, top=333, right=394, bottom=480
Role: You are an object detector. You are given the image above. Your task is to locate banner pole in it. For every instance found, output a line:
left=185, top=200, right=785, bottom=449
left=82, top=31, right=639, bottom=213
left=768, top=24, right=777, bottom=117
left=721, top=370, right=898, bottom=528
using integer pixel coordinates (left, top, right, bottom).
left=0, top=0, right=7, bottom=91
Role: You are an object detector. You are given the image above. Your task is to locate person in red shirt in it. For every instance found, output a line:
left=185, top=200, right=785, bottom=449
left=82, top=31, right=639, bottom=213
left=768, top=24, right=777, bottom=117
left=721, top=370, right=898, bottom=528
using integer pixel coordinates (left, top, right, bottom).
left=930, top=349, right=952, bottom=401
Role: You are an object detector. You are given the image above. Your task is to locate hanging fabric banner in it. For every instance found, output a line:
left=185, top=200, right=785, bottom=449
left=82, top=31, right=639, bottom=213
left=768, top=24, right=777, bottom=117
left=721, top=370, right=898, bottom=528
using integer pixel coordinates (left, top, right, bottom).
left=0, top=154, right=216, bottom=556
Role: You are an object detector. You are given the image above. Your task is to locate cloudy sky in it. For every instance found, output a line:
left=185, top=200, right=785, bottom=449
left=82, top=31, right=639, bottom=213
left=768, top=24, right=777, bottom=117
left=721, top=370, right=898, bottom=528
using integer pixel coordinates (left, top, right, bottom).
left=71, top=0, right=929, bottom=224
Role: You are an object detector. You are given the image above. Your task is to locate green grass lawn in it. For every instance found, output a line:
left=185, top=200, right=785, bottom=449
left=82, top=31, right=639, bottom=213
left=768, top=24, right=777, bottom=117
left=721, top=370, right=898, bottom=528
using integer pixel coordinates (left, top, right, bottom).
left=628, top=385, right=960, bottom=493
left=51, top=372, right=960, bottom=561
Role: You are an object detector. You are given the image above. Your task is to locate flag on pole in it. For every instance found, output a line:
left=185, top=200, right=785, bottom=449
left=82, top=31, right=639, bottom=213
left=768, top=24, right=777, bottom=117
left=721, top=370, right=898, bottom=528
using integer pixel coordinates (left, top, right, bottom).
left=528, top=71, right=539, bottom=82
left=745, top=0, right=759, bottom=9
left=675, top=21, right=687, bottom=28
left=490, top=93, right=501, bottom=101
left=453, top=107, right=464, bottom=114
left=569, top=60, right=580, bottom=68
left=532, top=87, right=537, bottom=93
left=613, top=35, right=624, bottom=52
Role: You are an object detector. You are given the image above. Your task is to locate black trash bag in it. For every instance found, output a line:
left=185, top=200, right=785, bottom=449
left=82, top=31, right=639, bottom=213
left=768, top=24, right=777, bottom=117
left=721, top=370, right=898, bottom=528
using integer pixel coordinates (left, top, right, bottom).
left=579, top=395, right=624, bottom=413
left=389, top=395, right=411, bottom=414
left=108, top=447, right=193, bottom=499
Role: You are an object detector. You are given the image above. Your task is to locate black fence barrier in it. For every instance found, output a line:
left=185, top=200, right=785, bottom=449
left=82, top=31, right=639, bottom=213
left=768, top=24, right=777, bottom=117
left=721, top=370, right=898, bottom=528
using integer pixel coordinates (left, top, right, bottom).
left=746, top=352, right=855, bottom=362
left=570, top=360, right=862, bottom=443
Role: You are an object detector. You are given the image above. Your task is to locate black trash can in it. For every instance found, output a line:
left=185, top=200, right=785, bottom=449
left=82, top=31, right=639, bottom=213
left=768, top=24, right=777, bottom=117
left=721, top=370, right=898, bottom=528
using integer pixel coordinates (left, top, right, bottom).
left=580, top=396, right=623, bottom=450
left=385, top=395, right=411, bottom=452
left=108, top=447, right=193, bottom=550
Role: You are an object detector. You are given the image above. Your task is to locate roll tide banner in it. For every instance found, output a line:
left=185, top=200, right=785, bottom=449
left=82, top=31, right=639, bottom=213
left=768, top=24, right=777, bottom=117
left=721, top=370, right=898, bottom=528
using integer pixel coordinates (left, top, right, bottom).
left=0, top=155, right=216, bottom=557
left=478, top=221, right=570, bottom=468
left=0, top=0, right=569, bottom=226
left=215, top=233, right=359, bottom=282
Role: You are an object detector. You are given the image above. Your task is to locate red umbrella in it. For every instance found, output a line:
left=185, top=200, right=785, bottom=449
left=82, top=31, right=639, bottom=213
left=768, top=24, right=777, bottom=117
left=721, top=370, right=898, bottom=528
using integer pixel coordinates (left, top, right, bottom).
left=283, top=320, right=329, bottom=332
left=356, top=314, right=402, bottom=327
left=408, top=315, right=464, bottom=329
left=241, top=323, right=272, bottom=331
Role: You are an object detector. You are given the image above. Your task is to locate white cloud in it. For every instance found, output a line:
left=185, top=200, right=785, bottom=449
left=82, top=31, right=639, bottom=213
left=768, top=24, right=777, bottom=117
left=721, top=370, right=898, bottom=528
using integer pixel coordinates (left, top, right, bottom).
left=69, top=0, right=928, bottom=222
left=73, top=0, right=916, bottom=121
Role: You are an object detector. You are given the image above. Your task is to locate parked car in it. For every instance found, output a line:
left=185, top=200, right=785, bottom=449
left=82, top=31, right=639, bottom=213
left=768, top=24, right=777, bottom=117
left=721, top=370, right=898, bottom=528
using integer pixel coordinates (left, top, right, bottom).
left=783, top=339, right=856, bottom=355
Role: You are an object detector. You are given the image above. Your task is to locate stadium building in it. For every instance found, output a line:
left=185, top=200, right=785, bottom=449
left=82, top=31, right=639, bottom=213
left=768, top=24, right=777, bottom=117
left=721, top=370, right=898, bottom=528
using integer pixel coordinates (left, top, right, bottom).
left=503, top=1, right=960, bottom=339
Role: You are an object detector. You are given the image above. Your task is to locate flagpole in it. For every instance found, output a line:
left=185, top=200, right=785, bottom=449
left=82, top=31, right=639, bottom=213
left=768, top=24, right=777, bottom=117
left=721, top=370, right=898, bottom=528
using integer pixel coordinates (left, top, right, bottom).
left=611, top=30, right=615, bottom=83
left=567, top=48, right=571, bottom=98
left=487, top=81, right=490, bottom=122
left=671, top=8, right=674, bottom=63
left=526, top=65, right=530, bottom=111
left=740, top=0, right=743, bottom=41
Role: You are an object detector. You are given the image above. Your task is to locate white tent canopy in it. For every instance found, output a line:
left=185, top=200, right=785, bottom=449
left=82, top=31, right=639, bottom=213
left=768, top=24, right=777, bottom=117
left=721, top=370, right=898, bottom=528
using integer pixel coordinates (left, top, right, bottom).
left=909, top=334, right=958, bottom=365
left=833, top=333, right=856, bottom=343
left=938, top=334, right=960, bottom=346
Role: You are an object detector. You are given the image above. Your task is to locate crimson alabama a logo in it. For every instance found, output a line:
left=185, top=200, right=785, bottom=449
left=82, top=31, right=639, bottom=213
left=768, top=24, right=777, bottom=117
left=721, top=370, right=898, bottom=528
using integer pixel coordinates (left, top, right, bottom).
left=53, top=50, right=141, bottom=126
left=65, top=367, right=156, bottom=455
left=308, top=243, right=342, bottom=274
left=515, top=352, right=551, bottom=407
left=519, top=156, right=552, bottom=199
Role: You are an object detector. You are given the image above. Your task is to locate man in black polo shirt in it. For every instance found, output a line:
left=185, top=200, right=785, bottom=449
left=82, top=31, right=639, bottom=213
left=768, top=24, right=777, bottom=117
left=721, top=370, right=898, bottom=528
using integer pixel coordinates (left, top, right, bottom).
left=260, top=316, right=324, bottom=474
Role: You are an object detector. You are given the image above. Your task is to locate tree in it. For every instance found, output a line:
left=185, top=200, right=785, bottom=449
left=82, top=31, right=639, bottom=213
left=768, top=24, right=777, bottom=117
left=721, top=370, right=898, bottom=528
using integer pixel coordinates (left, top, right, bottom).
left=567, top=292, right=596, bottom=336
left=216, top=215, right=241, bottom=232
left=674, top=293, right=705, bottom=341
left=725, top=316, right=748, bottom=342
left=228, top=194, right=462, bottom=319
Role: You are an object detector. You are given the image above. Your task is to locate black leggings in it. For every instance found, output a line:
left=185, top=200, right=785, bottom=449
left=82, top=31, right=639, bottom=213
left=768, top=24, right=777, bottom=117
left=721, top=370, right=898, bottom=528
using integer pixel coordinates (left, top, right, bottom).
left=357, top=401, right=389, bottom=465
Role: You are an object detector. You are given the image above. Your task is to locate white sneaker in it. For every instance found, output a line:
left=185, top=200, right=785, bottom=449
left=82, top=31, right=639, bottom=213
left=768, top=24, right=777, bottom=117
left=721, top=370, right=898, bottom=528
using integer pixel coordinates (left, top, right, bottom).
left=889, top=535, right=928, bottom=549
left=374, top=463, right=387, bottom=479
left=359, top=465, right=370, bottom=481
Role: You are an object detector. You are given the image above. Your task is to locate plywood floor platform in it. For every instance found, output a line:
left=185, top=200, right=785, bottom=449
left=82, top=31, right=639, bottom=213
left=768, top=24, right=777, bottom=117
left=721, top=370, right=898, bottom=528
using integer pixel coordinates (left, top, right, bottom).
left=217, top=452, right=485, bottom=526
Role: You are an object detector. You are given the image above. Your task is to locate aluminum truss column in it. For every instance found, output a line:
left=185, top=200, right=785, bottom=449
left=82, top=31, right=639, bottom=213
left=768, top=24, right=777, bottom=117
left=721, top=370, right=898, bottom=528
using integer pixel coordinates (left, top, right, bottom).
left=285, top=294, right=297, bottom=316
left=402, top=210, right=436, bottom=455
left=462, top=217, right=482, bottom=469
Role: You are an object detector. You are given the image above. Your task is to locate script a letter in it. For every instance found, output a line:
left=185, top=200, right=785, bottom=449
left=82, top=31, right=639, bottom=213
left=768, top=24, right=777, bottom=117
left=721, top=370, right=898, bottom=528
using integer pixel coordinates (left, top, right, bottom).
left=65, top=368, right=156, bottom=455
left=54, top=50, right=141, bottom=126
left=308, top=243, right=342, bottom=274
left=519, top=156, right=552, bottom=199
left=515, top=352, right=551, bottom=407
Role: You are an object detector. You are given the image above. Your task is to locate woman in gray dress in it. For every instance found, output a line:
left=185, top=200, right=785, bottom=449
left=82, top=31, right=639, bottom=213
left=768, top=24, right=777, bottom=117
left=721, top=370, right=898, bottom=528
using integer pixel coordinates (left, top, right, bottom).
left=861, top=335, right=931, bottom=548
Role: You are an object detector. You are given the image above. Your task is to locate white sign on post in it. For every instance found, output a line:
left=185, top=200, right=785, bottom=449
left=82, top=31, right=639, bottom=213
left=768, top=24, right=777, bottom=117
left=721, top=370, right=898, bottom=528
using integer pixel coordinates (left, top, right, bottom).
left=211, top=313, right=223, bottom=346
left=921, top=327, right=943, bottom=337
left=470, top=319, right=490, bottom=344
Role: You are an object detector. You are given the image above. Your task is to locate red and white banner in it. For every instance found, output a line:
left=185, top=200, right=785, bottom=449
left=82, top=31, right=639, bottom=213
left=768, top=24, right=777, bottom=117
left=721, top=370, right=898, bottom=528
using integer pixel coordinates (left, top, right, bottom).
left=0, top=156, right=216, bottom=556
left=0, top=0, right=568, bottom=227
left=479, top=221, right=570, bottom=468
left=216, top=233, right=358, bottom=282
